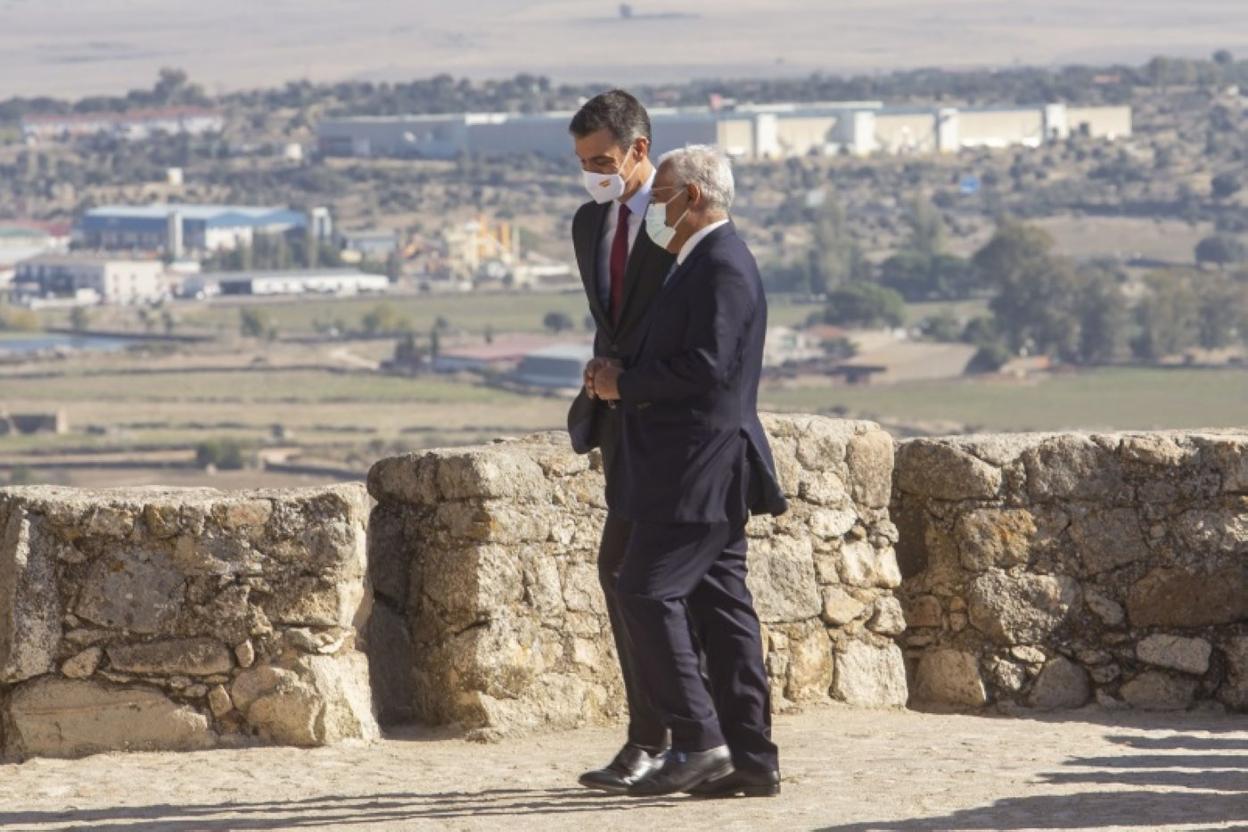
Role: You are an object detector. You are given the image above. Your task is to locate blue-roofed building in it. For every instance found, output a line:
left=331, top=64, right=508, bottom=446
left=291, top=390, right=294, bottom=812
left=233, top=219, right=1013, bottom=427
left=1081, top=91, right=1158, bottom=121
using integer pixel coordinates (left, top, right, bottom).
left=509, top=343, right=593, bottom=392
left=77, top=203, right=310, bottom=255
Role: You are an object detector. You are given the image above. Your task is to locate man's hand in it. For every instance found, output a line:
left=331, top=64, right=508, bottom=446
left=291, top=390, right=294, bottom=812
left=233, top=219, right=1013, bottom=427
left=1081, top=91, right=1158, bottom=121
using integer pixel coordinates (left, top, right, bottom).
left=583, top=357, right=620, bottom=399
left=592, top=361, right=623, bottom=401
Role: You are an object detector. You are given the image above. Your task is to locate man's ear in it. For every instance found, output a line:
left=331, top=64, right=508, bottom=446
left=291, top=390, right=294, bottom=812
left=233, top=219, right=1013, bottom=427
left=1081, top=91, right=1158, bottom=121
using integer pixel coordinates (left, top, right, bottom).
left=634, top=136, right=650, bottom=159
left=687, top=183, right=702, bottom=208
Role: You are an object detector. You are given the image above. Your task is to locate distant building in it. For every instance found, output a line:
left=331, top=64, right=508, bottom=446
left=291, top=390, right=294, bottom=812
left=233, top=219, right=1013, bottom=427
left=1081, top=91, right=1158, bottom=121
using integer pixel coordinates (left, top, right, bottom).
left=338, top=229, right=400, bottom=261
left=0, top=222, right=70, bottom=268
left=508, top=343, right=594, bottom=391
left=77, top=203, right=312, bottom=254
left=14, top=254, right=166, bottom=305
left=318, top=101, right=1130, bottom=160
left=184, top=268, right=388, bottom=298
left=433, top=334, right=569, bottom=374
left=20, top=107, right=224, bottom=142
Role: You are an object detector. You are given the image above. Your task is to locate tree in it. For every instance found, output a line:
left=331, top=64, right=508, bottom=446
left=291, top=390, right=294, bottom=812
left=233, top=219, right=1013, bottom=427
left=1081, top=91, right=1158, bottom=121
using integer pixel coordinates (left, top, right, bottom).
left=1076, top=266, right=1129, bottom=363
left=819, top=283, right=906, bottom=328
left=901, top=198, right=946, bottom=260
left=1131, top=273, right=1200, bottom=360
left=972, top=220, right=1057, bottom=291
left=543, top=311, right=574, bottom=333
left=965, top=343, right=1012, bottom=375
left=1195, top=234, right=1247, bottom=268
left=808, top=199, right=867, bottom=294
left=239, top=307, right=274, bottom=339
left=69, top=306, right=91, bottom=332
left=1212, top=173, right=1241, bottom=200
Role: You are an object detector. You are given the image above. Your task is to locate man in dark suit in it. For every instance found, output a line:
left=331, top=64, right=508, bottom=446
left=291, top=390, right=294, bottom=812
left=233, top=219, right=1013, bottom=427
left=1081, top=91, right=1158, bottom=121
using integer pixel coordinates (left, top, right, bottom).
left=590, top=144, right=788, bottom=798
left=565, top=90, right=676, bottom=794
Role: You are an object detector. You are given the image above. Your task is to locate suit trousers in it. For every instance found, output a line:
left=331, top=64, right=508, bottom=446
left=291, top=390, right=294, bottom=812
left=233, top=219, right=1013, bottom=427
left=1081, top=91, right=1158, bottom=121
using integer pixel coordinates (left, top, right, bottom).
left=597, top=426, right=668, bottom=750
left=616, top=519, right=779, bottom=772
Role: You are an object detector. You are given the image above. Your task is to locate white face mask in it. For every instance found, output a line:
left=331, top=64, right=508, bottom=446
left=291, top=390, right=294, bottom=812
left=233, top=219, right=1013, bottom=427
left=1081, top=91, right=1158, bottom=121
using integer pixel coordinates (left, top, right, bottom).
left=581, top=149, right=639, bottom=204
left=645, top=191, right=690, bottom=249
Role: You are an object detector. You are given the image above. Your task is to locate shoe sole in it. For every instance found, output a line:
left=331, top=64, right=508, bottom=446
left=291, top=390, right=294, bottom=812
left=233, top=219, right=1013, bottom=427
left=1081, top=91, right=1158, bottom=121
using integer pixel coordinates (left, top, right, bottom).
left=578, top=777, right=629, bottom=795
left=688, top=780, right=781, bottom=799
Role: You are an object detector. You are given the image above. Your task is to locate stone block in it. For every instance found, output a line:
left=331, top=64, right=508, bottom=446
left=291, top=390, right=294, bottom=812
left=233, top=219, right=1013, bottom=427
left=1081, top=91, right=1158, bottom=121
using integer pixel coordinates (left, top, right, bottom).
left=832, top=640, right=908, bottom=707
left=967, top=570, right=1080, bottom=645
left=106, top=638, right=233, bottom=676
left=0, top=506, right=60, bottom=683
left=1136, top=634, right=1213, bottom=676
left=912, top=649, right=987, bottom=708
left=1127, top=566, right=1248, bottom=628
left=1028, top=657, right=1091, bottom=710
left=6, top=677, right=214, bottom=759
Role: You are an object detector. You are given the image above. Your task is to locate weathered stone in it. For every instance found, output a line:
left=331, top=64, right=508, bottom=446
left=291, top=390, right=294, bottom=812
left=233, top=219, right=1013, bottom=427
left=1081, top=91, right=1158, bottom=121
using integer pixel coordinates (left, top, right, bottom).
left=1069, top=508, right=1148, bottom=574
left=61, top=646, right=103, bottom=679
left=1022, top=435, right=1123, bottom=501
left=207, top=684, right=233, bottom=717
left=1090, top=664, right=1121, bottom=684
left=955, top=508, right=1040, bottom=571
left=107, top=638, right=233, bottom=676
left=747, top=535, right=822, bottom=623
left=1127, top=566, right=1248, bottom=628
left=986, top=657, right=1027, bottom=693
left=247, top=682, right=323, bottom=746
left=1010, top=646, right=1046, bottom=664
left=0, top=507, right=61, bottom=683
left=820, top=586, right=866, bottom=626
left=1084, top=589, right=1125, bottom=627
left=296, top=653, right=380, bottom=743
left=867, top=596, right=906, bottom=636
left=895, top=441, right=1002, bottom=500
left=75, top=548, right=185, bottom=634
left=6, top=677, right=214, bottom=759
left=1173, top=509, right=1248, bottom=554
left=785, top=624, right=834, bottom=702
left=1120, top=671, right=1197, bottom=710
left=262, top=576, right=364, bottom=627
left=905, top=595, right=943, bottom=629
left=234, top=639, right=255, bottom=668
left=912, top=649, right=987, bottom=707
left=846, top=429, right=894, bottom=509
left=838, top=540, right=901, bottom=589
left=810, top=508, right=857, bottom=540
left=1218, top=636, right=1248, bottom=710
left=1136, top=634, right=1213, bottom=676
left=230, top=665, right=299, bottom=711
left=967, top=571, right=1080, bottom=645
left=1028, top=657, right=1091, bottom=709
left=832, top=640, right=908, bottom=707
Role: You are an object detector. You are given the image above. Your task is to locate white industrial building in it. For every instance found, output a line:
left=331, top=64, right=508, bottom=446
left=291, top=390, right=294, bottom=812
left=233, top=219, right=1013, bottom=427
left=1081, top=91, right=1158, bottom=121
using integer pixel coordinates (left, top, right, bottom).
left=13, top=254, right=167, bottom=305
left=21, top=107, right=225, bottom=142
left=77, top=203, right=315, bottom=256
left=184, top=268, right=389, bottom=298
left=318, top=101, right=1130, bottom=161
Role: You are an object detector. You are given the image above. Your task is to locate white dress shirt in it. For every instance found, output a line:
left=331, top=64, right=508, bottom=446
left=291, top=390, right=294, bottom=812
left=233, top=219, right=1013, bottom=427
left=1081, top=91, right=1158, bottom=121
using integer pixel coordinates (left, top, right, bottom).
left=674, top=218, right=731, bottom=268
left=596, top=169, right=656, bottom=309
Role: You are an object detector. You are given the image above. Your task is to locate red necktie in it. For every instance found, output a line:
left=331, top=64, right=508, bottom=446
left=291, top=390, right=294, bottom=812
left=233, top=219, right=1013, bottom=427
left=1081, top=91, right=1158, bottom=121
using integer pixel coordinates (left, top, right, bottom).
left=609, top=203, right=631, bottom=324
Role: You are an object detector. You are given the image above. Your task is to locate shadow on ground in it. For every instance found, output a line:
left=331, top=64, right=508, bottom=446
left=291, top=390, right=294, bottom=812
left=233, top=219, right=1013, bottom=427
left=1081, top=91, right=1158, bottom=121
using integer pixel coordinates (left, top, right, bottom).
left=0, top=788, right=679, bottom=831
left=816, top=732, right=1248, bottom=831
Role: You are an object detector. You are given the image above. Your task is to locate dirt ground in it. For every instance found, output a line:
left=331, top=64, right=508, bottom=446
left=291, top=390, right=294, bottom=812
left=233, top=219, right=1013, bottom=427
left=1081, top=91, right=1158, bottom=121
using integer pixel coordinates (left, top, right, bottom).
left=0, top=704, right=1243, bottom=831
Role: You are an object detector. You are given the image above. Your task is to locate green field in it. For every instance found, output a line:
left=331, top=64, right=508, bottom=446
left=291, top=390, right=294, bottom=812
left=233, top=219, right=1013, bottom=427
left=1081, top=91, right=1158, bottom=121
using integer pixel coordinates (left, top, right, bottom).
left=29, top=291, right=973, bottom=339
left=762, top=367, right=1248, bottom=433
left=1, top=368, right=515, bottom=403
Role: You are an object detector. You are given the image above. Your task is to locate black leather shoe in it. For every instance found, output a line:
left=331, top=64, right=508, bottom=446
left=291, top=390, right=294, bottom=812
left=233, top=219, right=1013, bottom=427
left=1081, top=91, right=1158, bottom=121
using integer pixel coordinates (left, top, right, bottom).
left=578, top=744, right=666, bottom=794
left=627, top=745, right=732, bottom=797
left=688, top=766, right=781, bottom=798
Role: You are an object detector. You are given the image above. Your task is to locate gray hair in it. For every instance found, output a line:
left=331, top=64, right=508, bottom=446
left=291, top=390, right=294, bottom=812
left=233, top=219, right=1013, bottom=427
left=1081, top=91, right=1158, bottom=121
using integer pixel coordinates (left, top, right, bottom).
left=658, top=144, right=735, bottom=213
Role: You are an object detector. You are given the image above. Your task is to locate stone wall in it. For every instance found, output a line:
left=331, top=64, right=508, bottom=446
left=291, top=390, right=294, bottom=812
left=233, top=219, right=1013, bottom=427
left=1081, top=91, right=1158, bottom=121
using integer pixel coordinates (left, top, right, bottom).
left=893, top=431, right=1248, bottom=713
left=0, top=484, right=379, bottom=760
left=366, top=414, right=908, bottom=739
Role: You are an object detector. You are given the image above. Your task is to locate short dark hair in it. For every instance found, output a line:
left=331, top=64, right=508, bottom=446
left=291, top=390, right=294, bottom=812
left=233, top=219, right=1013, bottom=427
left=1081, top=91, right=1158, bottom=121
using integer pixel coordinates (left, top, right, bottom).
left=569, top=89, right=651, bottom=148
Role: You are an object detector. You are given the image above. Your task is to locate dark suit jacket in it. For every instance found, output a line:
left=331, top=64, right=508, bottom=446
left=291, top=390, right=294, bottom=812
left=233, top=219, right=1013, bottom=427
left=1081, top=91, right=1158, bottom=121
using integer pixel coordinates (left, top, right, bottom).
left=613, top=221, right=788, bottom=525
left=566, top=199, right=674, bottom=463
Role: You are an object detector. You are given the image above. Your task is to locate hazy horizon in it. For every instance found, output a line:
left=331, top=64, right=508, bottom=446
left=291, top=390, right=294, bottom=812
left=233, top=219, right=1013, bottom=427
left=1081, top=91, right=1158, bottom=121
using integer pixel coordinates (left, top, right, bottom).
left=3, top=0, right=1248, bottom=100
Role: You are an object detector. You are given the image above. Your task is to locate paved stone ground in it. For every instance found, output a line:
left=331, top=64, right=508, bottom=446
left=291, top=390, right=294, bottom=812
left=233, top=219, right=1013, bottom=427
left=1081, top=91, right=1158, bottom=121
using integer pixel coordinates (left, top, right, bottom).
left=0, top=704, right=1244, bottom=831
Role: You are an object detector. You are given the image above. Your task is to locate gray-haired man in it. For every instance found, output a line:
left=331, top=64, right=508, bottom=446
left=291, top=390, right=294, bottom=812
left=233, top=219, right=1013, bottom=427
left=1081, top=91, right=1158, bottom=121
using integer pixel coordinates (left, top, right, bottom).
left=591, top=145, right=787, bottom=798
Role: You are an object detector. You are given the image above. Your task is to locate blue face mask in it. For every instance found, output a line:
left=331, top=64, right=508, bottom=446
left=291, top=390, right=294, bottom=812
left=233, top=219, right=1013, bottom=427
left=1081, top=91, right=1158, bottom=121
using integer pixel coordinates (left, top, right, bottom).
left=645, top=190, right=690, bottom=249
